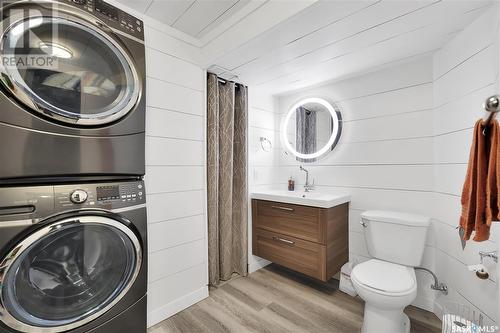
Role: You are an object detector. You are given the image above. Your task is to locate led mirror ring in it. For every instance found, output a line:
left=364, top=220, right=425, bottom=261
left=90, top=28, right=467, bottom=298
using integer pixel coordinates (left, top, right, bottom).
left=282, top=98, right=341, bottom=160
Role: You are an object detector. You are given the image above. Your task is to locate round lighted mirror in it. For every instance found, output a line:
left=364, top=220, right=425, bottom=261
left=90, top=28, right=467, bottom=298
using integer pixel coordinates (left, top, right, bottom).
left=281, top=98, right=342, bottom=162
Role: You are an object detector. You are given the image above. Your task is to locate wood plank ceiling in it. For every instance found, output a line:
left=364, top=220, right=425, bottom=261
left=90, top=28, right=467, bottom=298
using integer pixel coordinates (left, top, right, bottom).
left=207, top=0, right=493, bottom=95
left=117, top=0, right=492, bottom=95
left=116, top=0, right=250, bottom=38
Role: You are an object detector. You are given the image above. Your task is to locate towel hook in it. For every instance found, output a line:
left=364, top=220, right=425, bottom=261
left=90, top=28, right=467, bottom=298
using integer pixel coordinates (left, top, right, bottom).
left=482, top=95, right=500, bottom=135
left=484, top=95, right=500, bottom=113
left=260, top=137, right=272, bottom=152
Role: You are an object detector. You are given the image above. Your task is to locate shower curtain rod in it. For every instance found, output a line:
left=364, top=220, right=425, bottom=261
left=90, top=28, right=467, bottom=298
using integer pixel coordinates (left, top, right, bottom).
left=217, top=77, right=244, bottom=88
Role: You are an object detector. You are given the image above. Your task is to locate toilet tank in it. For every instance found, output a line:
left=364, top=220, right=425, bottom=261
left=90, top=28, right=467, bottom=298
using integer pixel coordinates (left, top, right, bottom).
left=361, top=211, right=430, bottom=267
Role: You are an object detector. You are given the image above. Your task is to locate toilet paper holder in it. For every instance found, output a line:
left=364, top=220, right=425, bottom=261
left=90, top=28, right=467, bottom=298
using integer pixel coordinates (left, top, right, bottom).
left=479, top=251, right=498, bottom=263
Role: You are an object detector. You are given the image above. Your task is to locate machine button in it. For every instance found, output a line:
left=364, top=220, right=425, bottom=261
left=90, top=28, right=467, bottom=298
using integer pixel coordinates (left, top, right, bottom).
left=70, top=190, right=88, bottom=204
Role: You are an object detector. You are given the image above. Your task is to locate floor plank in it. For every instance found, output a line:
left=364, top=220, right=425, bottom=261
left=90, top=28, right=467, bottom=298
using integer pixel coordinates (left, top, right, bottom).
left=149, top=264, right=442, bottom=333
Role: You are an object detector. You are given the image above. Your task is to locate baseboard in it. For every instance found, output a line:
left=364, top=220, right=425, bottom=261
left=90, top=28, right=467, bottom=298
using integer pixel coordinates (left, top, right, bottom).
left=412, top=295, right=437, bottom=314
left=249, top=259, right=271, bottom=273
left=433, top=301, right=445, bottom=320
left=147, top=286, right=209, bottom=328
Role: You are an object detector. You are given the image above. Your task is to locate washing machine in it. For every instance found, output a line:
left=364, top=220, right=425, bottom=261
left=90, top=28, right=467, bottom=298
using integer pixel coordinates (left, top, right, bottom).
left=0, top=179, right=147, bottom=333
left=0, top=0, right=146, bottom=184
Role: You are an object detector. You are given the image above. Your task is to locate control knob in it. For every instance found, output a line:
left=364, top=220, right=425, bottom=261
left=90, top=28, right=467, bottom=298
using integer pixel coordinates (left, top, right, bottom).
left=70, top=190, right=88, bottom=204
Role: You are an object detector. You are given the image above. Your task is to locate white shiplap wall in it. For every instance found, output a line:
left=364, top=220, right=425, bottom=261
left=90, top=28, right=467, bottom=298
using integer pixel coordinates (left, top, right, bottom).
left=432, top=6, right=499, bottom=324
left=142, top=24, right=208, bottom=327
left=248, top=88, right=277, bottom=272
left=275, top=58, right=437, bottom=312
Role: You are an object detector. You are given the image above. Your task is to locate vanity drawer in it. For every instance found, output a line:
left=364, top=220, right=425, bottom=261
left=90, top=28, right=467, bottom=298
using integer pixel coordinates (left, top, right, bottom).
left=253, top=228, right=326, bottom=281
left=252, top=200, right=324, bottom=243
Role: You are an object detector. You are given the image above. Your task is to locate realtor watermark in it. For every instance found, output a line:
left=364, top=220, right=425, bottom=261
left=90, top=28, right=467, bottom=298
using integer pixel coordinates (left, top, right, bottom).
left=2, top=55, right=57, bottom=69
left=0, top=4, right=64, bottom=70
left=451, top=323, right=499, bottom=333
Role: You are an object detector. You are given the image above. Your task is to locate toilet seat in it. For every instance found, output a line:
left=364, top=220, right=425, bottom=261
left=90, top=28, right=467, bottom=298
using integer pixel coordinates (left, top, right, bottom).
left=351, top=259, right=416, bottom=296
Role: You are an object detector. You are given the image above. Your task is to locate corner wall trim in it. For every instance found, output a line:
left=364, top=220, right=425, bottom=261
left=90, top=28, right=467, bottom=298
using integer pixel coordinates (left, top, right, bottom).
left=147, top=287, right=209, bottom=328
left=249, top=259, right=271, bottom=274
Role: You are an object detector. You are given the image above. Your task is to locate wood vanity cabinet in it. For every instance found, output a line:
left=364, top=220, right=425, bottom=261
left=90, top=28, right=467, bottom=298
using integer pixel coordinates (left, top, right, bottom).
left=252, top=199, right=349, bottom=282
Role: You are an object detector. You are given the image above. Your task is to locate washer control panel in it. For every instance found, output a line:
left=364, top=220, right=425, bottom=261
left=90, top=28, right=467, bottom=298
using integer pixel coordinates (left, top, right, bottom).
left=116, top=182, right=144, bottom=203
left=62, top=0, right=144, bottom=40
left=55, top=180, right=145, bottom=210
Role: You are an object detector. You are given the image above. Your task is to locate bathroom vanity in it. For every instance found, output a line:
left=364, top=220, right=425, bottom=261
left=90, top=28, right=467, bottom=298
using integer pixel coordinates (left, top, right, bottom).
left=251, top=191, right=350, bottom=281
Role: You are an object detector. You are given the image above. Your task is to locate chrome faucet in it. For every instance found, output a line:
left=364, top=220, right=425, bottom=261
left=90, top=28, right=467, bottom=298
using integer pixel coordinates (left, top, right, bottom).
left=479, top=251, right=498, bottom=263
left=300, top=166, right=315, bottom=192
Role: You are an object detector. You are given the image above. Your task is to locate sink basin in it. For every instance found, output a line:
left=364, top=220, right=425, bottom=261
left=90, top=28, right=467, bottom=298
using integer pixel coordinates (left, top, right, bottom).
left=250, top=190, right=350, bottom=208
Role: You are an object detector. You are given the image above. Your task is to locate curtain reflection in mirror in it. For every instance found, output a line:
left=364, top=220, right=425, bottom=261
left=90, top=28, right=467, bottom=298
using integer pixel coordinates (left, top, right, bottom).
left=296, top=106, right=317, bottom=162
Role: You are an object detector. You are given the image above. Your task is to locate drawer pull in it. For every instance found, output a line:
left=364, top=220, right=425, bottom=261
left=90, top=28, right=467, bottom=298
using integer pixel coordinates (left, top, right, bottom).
left=272, top=236, right=295, bottom=245
left=271, top=206, right=295, bottom=212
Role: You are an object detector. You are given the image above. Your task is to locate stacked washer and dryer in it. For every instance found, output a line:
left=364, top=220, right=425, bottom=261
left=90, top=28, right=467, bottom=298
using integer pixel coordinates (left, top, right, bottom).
left=0, top=0, right=147, bottom=332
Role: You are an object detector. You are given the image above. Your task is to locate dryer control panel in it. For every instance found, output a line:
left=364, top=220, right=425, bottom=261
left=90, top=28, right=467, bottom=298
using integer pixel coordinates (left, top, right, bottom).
left=61, top=0, right=145, bottom=40
left=0, top=180, right=145, bottom=224
left=55, top=180, right=146, bottom=211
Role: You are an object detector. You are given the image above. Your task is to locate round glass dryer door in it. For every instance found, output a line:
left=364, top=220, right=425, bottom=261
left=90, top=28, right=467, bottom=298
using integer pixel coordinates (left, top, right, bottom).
left=0, top=215, right=142, bottom=333
left=0, top=16, right=141, bottom=126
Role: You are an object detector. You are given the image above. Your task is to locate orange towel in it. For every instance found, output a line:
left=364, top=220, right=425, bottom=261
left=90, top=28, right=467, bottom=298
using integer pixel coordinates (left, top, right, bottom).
left=486, top=120, right=499, bottom=226
left=460, top=119, right=500, bottom=242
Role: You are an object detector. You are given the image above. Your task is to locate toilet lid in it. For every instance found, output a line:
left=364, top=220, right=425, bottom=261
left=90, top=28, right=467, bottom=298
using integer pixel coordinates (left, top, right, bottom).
left=351, top=259, right=416, bottom=294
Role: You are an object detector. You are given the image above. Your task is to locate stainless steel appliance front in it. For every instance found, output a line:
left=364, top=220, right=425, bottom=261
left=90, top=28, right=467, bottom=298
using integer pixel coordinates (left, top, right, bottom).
left=0, top=180, right=147, bottom=333
left=0, top=0, right=146, bottom=183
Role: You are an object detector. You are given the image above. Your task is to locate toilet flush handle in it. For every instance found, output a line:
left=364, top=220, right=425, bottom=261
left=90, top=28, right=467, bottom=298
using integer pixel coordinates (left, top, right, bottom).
left=360, top=219, right=368, bottom=228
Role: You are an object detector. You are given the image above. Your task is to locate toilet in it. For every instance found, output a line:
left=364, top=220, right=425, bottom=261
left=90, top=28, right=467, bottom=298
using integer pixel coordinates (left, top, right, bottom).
left=351, top=211, right=430, bottom=333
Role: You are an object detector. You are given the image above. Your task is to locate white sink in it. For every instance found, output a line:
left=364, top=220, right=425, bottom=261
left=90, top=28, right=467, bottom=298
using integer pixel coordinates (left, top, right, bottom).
left=250, top=189, right=350, bottom=208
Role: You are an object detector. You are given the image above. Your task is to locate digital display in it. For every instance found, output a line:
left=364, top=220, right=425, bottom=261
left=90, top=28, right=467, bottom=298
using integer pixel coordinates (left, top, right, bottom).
left=96, top=186, right=120, bottom=201
left=95, top=0, right=119, bottom=21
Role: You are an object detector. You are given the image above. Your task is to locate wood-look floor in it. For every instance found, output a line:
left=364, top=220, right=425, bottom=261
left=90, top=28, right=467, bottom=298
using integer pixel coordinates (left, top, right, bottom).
left=149, top=264, right=442, bottom=333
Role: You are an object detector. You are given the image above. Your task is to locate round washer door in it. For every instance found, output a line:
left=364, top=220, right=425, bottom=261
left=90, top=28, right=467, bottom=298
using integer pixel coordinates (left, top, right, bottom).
left=0, top=215, right=142, bottom=333
left=0, top=13, right=141, bottom=126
